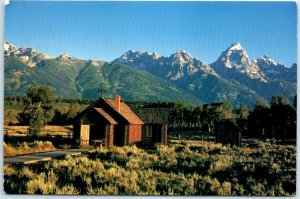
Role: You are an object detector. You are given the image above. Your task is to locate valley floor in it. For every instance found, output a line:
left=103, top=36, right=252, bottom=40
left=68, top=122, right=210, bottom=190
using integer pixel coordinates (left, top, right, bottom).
left=3, top=139, right=296, bottom=196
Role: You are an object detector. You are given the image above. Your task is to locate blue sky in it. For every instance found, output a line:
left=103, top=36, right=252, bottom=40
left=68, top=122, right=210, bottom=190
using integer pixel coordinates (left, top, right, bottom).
left=5, top=1, right=297, bottom=66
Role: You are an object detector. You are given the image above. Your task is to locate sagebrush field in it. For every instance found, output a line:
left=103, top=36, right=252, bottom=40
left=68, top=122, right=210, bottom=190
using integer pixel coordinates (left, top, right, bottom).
left=4, top=139, right=296, bottom=196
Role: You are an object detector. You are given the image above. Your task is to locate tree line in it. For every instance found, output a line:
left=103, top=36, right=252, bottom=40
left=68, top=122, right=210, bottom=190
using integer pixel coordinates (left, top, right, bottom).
left=12, top=84, right=296, bottom=139
left=128, top=96, right=296, bottom=139
left=167, top=97, right=296, bottom=139
left=5, top=96, right=95, bottom=105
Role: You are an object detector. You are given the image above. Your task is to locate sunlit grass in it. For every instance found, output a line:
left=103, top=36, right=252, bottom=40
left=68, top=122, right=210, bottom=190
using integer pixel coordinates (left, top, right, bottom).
left=4, top=141, right=56, bottom=157
left=4, top=140, right=296, bottom=196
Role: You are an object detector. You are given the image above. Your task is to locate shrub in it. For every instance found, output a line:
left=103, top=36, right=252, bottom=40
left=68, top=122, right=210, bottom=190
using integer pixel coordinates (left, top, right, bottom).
left=208, top=155, right=233, bottom=174
left=219, top=181, right=232, bottom=195
left=3, top=165, right=17, bottom=176
left=55, top=185, right=79, bottom=195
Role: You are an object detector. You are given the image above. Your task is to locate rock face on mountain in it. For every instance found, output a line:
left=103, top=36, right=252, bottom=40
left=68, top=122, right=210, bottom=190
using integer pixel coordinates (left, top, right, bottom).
left=4, top=42, right=296, bottom=107
left=4, top=42, right=17, bottom=53
left=255, top=55, right=296, bottom=82
left=287, top=64, right=297, bottom=82
left=4, top=42, right=53, bottom=67
left=210, top=42, right=296, bottom=101
left=114, top=42, right=296, bottom=106
left=114, top=49, right=218, bottom=81
left=4, top=43, right=202, bottom=104
left=114, top=49, right=263, bottom=106
left=210, top=42, right=267, bottom=82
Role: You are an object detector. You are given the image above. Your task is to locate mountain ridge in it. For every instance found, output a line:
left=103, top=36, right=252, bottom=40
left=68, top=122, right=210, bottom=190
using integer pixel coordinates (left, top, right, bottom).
left=4, top=48, right=203, bottom=105
left=113, top=42, right=296, bottom=106
left=4, top=42, right=296, bottom=107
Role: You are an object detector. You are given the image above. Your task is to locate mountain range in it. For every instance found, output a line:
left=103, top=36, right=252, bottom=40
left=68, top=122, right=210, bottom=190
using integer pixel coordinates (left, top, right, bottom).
left=4, top=42, right=296, bottom=107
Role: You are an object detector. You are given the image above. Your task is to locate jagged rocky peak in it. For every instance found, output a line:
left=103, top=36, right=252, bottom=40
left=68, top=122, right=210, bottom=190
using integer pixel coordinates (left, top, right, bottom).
left=259, top=54, right=277, bottom=64
left=168, top=49, right=218, bottom=78
left=126, top=49, right=149, bottom=55
left=4, top=42, right=53, bottom=67
left=117, top=49, right=160, bottom=62
left=254, top=55, right=295, bottom=81
left=221, top=42, right=250, bottom=68
left=256, top=54, right=283, bottom=67
left=136, top=50, right=154, bottom=58
left=170, top=49, right=194, bottom=65
left=114, top=48, right=218, bottom=78
left=59, top=52, right=71, bottom=59
left=56, top=52, right=79, bottom=64
left=152, top=52, right=159, bottom=59
left=140, top=49, right=149, bottom=55
left=261, top=54, right=271, bottom=60
left=115, top=50, right=136, bottom=63
left=228, top=42, right=243, bottom=50
left=122, top=49, right=138, bottom=56
left=176, top=49, right=193, bottom=59
left=16, top=47, right=38, bottom=57
left=136, top=49, right=158, bottom=58
left=4, top=42, right=17, bottom=53
left=211, top=42, right=267, bottom=82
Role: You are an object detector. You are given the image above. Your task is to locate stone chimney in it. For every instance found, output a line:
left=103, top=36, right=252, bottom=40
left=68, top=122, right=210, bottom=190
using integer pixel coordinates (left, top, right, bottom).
left=115, top=95, right=121, bottom=112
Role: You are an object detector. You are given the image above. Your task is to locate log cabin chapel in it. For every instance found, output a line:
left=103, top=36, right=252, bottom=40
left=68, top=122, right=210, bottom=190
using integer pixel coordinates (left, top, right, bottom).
left=73, top=95, right=168, bottom=147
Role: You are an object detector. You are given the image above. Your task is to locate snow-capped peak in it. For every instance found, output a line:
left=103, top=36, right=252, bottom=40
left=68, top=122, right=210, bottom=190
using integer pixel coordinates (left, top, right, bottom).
left=212, top=42, right=268, bottom=82
left=258, top=55, right=279, bottom=66
left=219, top=42, right=249, bottom=68
left=176, top=49, right=188, bottom=54
left=228, top=42, right=242, bottom=51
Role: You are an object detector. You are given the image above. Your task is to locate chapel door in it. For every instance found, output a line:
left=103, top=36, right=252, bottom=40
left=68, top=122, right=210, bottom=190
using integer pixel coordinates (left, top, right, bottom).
left=80, top=125, right=90, bottom=145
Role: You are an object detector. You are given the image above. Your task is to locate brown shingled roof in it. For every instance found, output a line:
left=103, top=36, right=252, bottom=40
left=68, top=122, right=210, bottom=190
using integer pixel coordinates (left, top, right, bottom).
left=106, top=99, right=144, bottom=125
left=93, top=108, right=118, bottom=124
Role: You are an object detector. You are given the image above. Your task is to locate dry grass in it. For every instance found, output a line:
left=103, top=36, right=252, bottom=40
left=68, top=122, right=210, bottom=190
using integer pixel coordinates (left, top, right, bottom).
left=4, top=109, right=22, bottom=125
left=4, top=140, right=296, bottom=195
left=4, top=125, right=73, bottom=137
left=241, top=148, right=256, bottom=154
left=4, top=141, right=56, bottom=157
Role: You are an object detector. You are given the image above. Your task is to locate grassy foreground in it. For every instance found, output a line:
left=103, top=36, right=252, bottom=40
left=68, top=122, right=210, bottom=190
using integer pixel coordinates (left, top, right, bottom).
left=4, top=140, right=296, bottom=196
left=4, top=141, right=56, bottom=157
